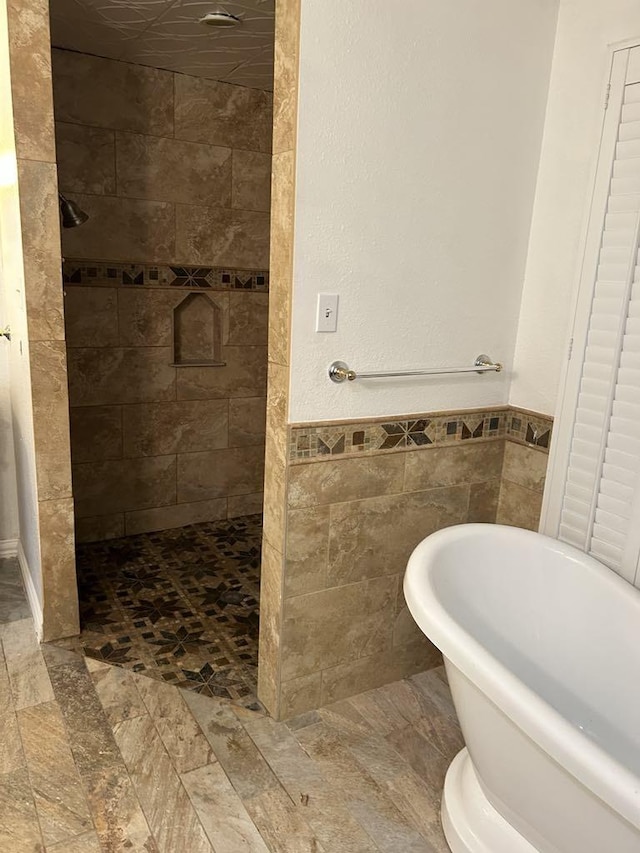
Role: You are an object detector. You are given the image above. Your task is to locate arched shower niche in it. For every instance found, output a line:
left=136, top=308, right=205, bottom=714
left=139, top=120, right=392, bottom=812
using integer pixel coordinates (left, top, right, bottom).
left=171, top=291, right=225, bottom=367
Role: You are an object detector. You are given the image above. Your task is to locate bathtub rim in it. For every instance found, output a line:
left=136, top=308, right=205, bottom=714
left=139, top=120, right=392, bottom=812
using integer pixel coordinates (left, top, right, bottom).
left=404, top=523, right=640, bottom=833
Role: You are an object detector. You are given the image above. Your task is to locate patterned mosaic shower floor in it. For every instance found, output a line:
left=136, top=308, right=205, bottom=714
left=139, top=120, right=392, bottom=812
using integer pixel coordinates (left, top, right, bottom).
left=54, top=515, right=261, bottom=707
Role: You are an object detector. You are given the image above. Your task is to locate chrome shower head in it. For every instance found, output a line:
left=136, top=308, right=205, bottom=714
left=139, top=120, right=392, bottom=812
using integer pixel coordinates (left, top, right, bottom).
left=58, top=193, right=89, bottom=229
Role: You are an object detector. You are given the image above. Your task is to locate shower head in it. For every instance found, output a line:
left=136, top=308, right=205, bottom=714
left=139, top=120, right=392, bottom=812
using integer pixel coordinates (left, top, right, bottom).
left=58, top=193, right=89, bottom=228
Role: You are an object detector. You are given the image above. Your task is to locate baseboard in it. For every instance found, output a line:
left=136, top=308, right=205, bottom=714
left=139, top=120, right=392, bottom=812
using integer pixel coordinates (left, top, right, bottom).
left=17, top=542, right=43, bottom=641
left=0, top=538, right=19, bottom=558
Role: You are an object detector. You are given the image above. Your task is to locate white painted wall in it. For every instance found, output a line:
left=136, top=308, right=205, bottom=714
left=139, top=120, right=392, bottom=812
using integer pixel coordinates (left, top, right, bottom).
left=0, top=244, right=19, bottom=547
left=511, top=0, right=640, bottom=415
left=0, top=0, right=42, bottom=599
left=288, top=0, right=559, bottom=423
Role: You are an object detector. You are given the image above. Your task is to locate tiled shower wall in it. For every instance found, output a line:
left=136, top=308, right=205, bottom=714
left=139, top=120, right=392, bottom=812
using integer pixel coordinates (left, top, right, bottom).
left=51, top=49, right=272, bottom=542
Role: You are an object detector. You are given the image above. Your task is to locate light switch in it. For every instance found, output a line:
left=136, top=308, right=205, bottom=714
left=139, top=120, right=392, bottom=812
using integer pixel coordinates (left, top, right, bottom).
left=316, top=293, right=339, bottom=332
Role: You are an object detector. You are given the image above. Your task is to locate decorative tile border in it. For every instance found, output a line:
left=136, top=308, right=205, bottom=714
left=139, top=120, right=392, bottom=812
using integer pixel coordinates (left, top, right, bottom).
left=288, top=406, right=553, bottom=463
left=62, top=260, right=269, bottom=292
left=506, top=406, right=553, bottom=450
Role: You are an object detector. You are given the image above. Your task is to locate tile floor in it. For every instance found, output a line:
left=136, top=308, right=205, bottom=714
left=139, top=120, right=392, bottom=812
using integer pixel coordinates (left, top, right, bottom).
left=0, top=556, right=459, bottom=853
left=55, top=516, right=261, bottom=706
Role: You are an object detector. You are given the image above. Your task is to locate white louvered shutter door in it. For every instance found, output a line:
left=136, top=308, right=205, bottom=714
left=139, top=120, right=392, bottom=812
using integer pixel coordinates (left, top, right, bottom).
left=557, top=46, right=640, bottom=586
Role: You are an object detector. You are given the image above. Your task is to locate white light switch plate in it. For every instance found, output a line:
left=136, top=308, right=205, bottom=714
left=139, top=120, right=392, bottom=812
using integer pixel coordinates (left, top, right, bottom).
left=316, top=293, right=339, bottom=332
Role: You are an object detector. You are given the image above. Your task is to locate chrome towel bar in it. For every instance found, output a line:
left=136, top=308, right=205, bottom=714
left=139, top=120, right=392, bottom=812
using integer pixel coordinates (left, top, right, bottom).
left=328, top=354, right=502, bottom=383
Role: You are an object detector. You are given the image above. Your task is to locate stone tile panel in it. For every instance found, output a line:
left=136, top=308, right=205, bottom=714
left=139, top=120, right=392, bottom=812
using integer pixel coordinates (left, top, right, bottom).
left=232, top=149, right=272, bottom=212
left=288, top=455, right=405, bottom=509
left=72, top=456, right=176, bottom=517
left=67, top=347, right=176, bottom=406
left=175, top=205, right=270, bottom=269
left=281, top=576, right=398, bottom=681
left=116, top=132, right=232, bottom=206
left=17, top=160, right=65, bottom=342
left=122, top=400, right=228, bottom=457
left=52, top=49, right=174, bottom=136
left=174, top=74, right=272, bottom=152
left=64, top=286, right=119, bottom=348
left=69, top=406, right=123, bottom=464
left=55, top=121, right=116, bottom=195
left=61, top=195, right=175, bottom=264
left=177, top=446, right=265, bottom=503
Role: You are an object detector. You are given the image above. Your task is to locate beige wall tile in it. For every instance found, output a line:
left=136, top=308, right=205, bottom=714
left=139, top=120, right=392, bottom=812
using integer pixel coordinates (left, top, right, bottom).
left=52, top=49, right=174, bottom=136
left=404, top=441, right=504, bottom=492
left=265, top=362, right=288, bottom=468
left=288, top=455, right=405, bottom=509
left=392, top=604, right=426, bottom=649
left=69, top=406, right=123, bottom=463
left=232, top=150, right=272, bottom=212
left=75, top=514, right=125, bottom=544
left=262, top=439, right=287, bottom=551
left=17, top=160, right=64, bottom=342
left=176, top=345, right=267, bottom=400
left=64, top=287, right=119, bottom=348
left=122, top=399, right=228, bottom=456
left=116, top=132, right=232, bottom=206
left=39, top=498, right=79, bottom=640
left=284, top=506, right=329, bottom=598
left=496, top=479, right=543, bottom=531
left=319, top=641, right=442, bottom=708
left=272, top=0, right=301, bottom=155
left=258, top=538, right=284, bottom=716
left=279, top=672, right=322, bottom=721
left=67, top=347, right=176, bottom=406
left=228, top=292, right=269, bottom=345
left=281, top=575, right=397, bottom=681
left=327, top=486, right=470, bottom=587
left=228, top=492, right=264, bottom=517
left=55, top=122, right=116, bottom=195
left=118, top=289, right=190, bottom=348
left=177, top=446, right=264, bottom=503
left=468, top=479, right=501, bottom=523
left=61, top=194, right=175, bottom=263
left=229, top=397, right=267, bottom=447
left=8, top=0, right=56, bottom=161
left=175, top=205, right=270, bottom=268
left=30, top=340, right=73, bottom=501
left=73, top=455, right=177, bottom=516
left=502, top=441, right=549, bottom=492
left=174, top=74, right=272, bottom=152
left=268, top=151, right=295, bottom=366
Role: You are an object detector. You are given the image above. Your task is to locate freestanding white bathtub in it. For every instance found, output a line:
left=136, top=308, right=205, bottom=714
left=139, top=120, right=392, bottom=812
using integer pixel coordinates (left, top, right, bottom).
left=404, top=523, right=640, bottom=853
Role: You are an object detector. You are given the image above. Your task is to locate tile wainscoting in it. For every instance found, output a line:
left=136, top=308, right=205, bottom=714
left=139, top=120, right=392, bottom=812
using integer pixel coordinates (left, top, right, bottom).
left=262, top=405, right=552, bottom=719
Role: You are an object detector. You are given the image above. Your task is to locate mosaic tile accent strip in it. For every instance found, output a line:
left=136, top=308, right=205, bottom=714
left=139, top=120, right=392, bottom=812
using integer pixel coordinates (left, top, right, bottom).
left=289, top=406, right=553, bottom=462
left=506, top=407, right=554, bottom=450
left=62, top=260, right=269, bottom=292
left=60, top=515, right=262, bottom=708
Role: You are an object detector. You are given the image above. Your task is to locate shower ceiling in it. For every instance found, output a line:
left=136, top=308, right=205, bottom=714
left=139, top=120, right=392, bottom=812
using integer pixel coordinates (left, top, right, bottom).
left=48, top=0, right=275, bottom=89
